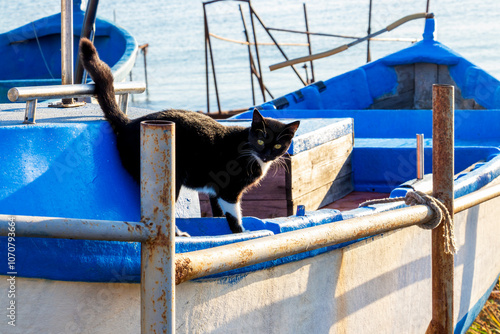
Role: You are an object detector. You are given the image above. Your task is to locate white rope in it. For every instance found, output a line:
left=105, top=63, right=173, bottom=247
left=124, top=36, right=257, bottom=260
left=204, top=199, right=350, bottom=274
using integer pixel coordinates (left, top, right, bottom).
left=359, top=190, right=457, bottom=254
left=208, top=33, right=309, bottom=47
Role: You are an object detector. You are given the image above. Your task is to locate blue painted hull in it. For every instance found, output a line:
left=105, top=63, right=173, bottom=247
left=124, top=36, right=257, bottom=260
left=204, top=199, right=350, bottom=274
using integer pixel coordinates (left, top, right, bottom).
left=0, top=9, right=137, bottom=102
left=0, top=17, right=498, bottom=334
left=1, top=17, right=499, bottom=280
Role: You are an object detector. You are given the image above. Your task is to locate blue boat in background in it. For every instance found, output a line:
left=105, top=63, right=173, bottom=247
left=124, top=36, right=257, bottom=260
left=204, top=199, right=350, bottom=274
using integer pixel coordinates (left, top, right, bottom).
left=0, top=16, right=499, bottom=334
left=0, top=0, right=137, bottom=103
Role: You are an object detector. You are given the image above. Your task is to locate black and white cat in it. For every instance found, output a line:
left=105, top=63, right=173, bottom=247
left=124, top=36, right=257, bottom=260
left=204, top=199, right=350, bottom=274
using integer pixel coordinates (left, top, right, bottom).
left=79, top=38, right=300, bottom=236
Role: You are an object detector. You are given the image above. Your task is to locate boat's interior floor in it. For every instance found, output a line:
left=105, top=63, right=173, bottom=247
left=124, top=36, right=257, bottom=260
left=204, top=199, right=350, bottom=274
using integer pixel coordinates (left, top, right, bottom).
left=201, top=191, right=389, bottom=218
left=321, top=191, right=389, bottom=211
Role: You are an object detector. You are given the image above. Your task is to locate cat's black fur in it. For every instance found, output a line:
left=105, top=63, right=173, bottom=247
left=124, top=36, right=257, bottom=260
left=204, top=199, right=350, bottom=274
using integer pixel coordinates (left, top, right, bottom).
left=79, top=38, right=300, bottom=235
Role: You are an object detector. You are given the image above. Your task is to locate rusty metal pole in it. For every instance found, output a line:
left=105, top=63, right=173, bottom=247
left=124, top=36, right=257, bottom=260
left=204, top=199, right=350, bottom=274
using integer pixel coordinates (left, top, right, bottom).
left=366, top=0, right=373, bottom=62
left=61, top=0, right=73, bottom=87
left=239, top=4, right=256, bottom=105
left=417, top=134, right=425, bottom=180
left=140, top=120, right=176, bottom=334
left=248, top=1, right=267, bottom=102
left=303, top=3, right=314, bottom=83
left=427, top=84, right=454, bottom=334
left=61, top=0, right=74, bottom=105
left=203, top=3, right=210, bottom=113
left=248, top=2, right=307, bottom=86
left=203, top=4, right=222, bottom=114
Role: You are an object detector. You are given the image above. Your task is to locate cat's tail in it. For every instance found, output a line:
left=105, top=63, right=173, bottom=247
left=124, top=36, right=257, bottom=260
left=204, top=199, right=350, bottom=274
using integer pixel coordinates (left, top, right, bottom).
left=79, top=37, right=129, bottom=129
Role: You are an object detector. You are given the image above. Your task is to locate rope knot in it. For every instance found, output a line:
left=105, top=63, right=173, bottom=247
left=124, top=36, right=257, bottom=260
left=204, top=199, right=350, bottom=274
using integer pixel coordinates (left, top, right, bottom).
left=359, top=190, right=456, bottom=254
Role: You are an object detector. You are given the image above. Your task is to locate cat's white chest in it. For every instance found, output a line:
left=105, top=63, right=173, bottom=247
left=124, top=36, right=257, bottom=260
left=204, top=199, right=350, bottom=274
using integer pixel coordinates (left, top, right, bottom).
left=254, top=156, right=272, bottom=177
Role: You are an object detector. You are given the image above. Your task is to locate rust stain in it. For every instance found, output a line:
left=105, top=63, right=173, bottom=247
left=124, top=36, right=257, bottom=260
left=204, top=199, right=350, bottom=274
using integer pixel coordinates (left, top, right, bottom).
left=238, top=248, right=255, bottom=266
left=157, top=289, right=166, bottom=303
left=162, top=308, right=167, bottom=323
left=154, top=225, right=171, bottom=247
left=124, top=221, right=133, bottom=233
left=159, top=183, right=171, bottom=207
left=175, top=257, right=193, bottom=285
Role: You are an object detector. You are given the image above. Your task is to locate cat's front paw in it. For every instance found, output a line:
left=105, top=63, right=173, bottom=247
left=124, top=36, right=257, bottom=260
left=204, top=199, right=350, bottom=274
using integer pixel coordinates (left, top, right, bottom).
left=225, top=212, right=245, bottom=233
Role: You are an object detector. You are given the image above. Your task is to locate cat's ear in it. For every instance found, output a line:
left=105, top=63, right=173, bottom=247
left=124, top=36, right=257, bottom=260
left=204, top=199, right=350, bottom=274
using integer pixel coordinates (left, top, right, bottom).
left=251, top=109, right=266, bottom=130
left=278, top=121, right=300, bottom=140
left=284, top=121, right=300, bottom=136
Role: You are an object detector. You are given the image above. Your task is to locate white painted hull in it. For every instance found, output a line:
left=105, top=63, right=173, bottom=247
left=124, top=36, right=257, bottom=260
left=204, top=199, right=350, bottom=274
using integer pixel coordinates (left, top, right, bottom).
left=2, top=192, right=499, bottom=334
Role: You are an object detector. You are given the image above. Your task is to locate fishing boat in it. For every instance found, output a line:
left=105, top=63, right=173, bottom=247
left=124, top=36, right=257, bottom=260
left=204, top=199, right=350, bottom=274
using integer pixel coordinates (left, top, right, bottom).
left=0, top=0, right=137, bottom=103
left=0, top=17, right=499, bottom=333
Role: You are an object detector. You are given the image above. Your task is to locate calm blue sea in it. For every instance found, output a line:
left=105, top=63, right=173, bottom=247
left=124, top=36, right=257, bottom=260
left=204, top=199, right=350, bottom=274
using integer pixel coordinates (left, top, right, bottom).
left=1, top=0, right=499, bottom=112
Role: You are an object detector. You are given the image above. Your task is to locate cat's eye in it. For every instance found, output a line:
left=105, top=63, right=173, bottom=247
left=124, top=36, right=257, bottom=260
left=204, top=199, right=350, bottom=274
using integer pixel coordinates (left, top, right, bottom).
left=274, top=144, right=282, bottom=149
left=257, top=139, right=264, bottom=146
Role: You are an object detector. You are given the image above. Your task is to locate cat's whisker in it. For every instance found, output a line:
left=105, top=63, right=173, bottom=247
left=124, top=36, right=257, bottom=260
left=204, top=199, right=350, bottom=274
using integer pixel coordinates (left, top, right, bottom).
left=249, top=159, right=257, bottom=176
left=272, top=162, right=280, bottom=177
left=275, top=156, right=290, bottom=173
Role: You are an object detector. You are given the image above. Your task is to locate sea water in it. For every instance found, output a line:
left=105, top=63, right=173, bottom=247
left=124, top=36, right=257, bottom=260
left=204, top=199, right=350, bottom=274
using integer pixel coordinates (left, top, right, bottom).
left=1, top=0, right=499, bottom=112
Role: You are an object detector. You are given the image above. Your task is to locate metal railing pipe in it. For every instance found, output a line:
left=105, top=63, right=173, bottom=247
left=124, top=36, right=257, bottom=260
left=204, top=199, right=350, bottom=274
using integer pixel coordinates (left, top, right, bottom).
left=427, top=84, right=455, bottom=334
left=8, top=82, right=146, bottom=102
left=454, top=183, right=500, bottom=213
left=175, top=204, right=435, bottom=284
left=140, top=121, right=176, bottom=334
left=175, top=172, right=500, bottom=285
left=1, top=175, right=498, bottom=244
left=61, top=0, right=74, bottom=87
left=0, top=215, right=150, bottom=242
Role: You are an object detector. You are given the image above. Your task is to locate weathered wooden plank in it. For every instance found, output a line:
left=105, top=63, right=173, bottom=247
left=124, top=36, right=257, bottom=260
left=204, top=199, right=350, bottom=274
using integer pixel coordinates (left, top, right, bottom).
left=290, top=134, right=353, bottom=199
left=242, top=199, right=288, bottom=219
left=322, top=191, right=390, bottom=211
left=200, top=196, right=289, bottom=219
left=395, top=64, right=415, bottom=94
left=198, top=163, right=289, bottom=217
left=437, top=64, right=454, bottom=86
left=370, top=63, right=486, bottom=110
left=288, top=173, right=353, bottom=214
left=414, top=63, right=438, bottom=109
left=198, top=194, right=213, bottom=217
left=369, top=90, right=415, bottom=109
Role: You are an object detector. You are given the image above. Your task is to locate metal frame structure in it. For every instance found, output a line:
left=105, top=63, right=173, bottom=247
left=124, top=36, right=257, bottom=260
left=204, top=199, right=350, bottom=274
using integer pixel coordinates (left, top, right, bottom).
left=203, top=0, right=309, bottom=114
left=7, top=82, right=146, bottom=124
left=2, top=84, right=500, bottom=333
left=203, top=1, right=428, bottom=115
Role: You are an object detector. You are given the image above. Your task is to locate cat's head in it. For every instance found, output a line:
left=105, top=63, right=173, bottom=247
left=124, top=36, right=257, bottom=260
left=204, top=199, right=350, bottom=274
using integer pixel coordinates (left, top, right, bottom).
left=248, top=109, right=300, bottom=162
